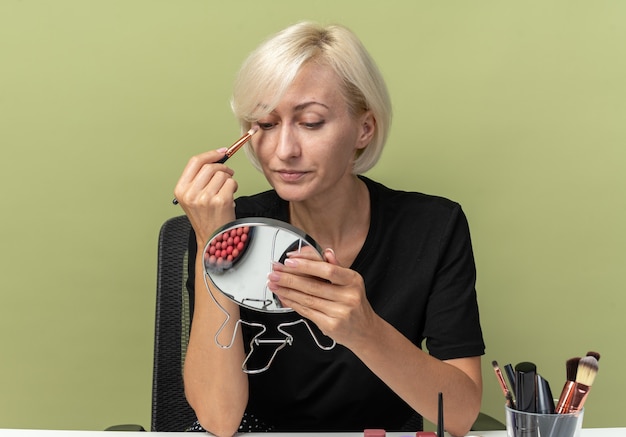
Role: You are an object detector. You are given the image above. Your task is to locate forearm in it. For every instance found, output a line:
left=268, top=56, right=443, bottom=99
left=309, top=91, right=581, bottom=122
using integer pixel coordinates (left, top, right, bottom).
left=347, top=316, right=482, bottom=437
left=183, top=253, right=248, bottom=437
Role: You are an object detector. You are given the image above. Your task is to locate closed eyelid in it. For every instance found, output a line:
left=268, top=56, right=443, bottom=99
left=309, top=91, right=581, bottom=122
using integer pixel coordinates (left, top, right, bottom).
left=256, top=115, right=325, bottom=126
left=257, top=121, right=276, bottom=130
left=302, top=120, right=325, bottom=129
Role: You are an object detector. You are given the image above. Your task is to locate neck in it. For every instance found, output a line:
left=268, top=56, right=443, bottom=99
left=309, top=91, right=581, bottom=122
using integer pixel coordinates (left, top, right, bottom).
left=289, top=176, right=370, bottom=265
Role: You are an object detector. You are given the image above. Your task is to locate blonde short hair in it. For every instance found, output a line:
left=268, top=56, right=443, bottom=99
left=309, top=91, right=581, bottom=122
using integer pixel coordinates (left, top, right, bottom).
left=231, top=21, right=392, bottom=174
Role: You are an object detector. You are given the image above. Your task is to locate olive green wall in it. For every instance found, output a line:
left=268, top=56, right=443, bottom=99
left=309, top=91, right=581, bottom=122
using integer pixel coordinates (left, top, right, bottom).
left=1, top=0, right=624, bottom=431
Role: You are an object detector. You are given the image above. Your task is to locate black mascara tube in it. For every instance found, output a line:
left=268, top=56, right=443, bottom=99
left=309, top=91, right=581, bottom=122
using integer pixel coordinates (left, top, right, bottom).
left=514, top=362, right=538, bottom=437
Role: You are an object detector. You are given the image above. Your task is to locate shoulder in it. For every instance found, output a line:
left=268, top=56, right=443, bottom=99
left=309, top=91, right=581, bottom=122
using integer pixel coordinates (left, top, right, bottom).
left=360, top=176, right=472, bottom=250
left=361, top=176, right=464, bottom=220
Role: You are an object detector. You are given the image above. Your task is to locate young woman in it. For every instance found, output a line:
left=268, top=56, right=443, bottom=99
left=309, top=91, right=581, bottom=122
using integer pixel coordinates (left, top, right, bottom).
left=174, top=21, right=484, bottom=437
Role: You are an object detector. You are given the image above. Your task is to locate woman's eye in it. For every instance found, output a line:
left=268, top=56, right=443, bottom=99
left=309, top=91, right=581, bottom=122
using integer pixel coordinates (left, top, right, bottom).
left=257, top=122, right=275, bottom=130
left=303, top=120, right=325, bottom=129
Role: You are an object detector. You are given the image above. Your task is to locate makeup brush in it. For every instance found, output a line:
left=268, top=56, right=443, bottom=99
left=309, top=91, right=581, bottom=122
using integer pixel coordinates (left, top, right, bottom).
left=555, top=357, right=580, bottom=414
left=437, top=392, right=444, bottom=437
left=216, top=126, right=259, bottom=164
left=503, top=363, right=516, bottom=398
left=492, top=360, right=515, bottom=409
left=569, top=355, right=599, bottom=413
left=172, top=126, right=259, bottom=205
left=586, top=351, right=601, bottom=362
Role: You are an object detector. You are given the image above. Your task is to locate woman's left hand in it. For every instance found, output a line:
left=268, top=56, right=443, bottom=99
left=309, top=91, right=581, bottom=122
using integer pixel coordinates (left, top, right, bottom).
left=269, top=248, right=483, bottom=437
left=267, top=248, right=378, bottom=348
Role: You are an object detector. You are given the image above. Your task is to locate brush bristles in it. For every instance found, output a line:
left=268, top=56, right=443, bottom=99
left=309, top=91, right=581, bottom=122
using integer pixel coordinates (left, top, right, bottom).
left=576, top=356, right=599, bottom=387
left=566, top=357, right=581, bottom=381
left=586, top=351, right=601, bottom=362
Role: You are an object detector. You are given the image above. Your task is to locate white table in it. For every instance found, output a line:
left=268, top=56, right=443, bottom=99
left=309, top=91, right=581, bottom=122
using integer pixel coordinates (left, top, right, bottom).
left=0, top=429, right=624, bottom=436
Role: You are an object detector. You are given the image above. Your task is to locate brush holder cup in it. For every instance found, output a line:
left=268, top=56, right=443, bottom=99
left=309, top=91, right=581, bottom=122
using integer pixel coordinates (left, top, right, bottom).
left=505, top=406, right=584, bottom=437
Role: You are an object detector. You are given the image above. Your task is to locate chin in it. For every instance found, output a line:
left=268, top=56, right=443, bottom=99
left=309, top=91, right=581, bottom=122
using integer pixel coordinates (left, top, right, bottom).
left=265, top=176, right=299, bottom=196
left=275, top=191, right=309, bottom=203
left=273, top=185, right=312, bottom=203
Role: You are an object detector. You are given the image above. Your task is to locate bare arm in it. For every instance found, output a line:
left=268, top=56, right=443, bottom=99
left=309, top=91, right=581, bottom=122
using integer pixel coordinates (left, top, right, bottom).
left=174, top=150, right=248, bottom=437
left=183, top=253, right=248, bottom=437
left=348, top=317, right=482, bottom=437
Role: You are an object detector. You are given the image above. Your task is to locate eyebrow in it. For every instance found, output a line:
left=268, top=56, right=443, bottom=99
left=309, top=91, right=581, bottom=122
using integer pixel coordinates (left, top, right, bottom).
left=293, top=101, right=330, bottom=112
left=258, top=100, right=330, bottom=118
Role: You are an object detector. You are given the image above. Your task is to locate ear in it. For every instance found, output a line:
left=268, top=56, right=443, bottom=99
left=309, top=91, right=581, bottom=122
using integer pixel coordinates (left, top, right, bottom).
left=355, top=111, right=376, bottom=150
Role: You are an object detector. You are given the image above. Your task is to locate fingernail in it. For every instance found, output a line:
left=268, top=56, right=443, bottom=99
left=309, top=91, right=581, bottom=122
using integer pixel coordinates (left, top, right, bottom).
left=268, top=271, right=280, bottom=282
left=271, top=261, right=284, bottom=271
left=284, top=258, right=297, bottom=267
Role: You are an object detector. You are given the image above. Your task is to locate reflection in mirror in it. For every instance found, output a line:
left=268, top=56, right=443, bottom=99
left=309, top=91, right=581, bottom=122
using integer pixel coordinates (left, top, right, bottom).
left=202, top=218, right=334, bottom=373
left=203, top=217, right=323, bottom=313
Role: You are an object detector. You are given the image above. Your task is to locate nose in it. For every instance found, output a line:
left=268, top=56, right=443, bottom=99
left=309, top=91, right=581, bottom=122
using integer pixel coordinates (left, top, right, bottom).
left=275, top=124, right=301, bottom=160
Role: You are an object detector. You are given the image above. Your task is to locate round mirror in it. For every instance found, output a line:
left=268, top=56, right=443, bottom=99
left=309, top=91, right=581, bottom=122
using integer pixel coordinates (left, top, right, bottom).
left=203, top=217, right=323, bottom=313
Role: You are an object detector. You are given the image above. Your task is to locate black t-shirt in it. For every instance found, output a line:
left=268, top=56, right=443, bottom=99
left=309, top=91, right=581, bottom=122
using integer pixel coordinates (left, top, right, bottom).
left=187, top=176, right=485, bottom=431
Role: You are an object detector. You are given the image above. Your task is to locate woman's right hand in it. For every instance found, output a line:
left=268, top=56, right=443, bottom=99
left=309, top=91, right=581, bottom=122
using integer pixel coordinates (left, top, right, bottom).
left=173, top=148, right=238, bottom=244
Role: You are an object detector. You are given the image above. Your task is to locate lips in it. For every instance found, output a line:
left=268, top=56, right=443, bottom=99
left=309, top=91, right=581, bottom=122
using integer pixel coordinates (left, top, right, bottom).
left=275, top=170, right=308, bottom=182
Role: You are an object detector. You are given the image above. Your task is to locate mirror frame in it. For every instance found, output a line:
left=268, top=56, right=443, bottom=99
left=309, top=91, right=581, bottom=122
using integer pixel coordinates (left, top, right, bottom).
left=203, top=217, right=323, bottom=314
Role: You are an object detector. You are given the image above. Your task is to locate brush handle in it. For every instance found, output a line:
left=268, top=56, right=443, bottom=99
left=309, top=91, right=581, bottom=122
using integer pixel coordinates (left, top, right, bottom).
left=505, top=391, right=515, bottom=409
left=555, top=380, right=576, bottom=414
left=504, top=364, right=516, bottom=397
left=437, top=392, right=444, bottom=437
left=568, top=382, right=591, bottom=413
